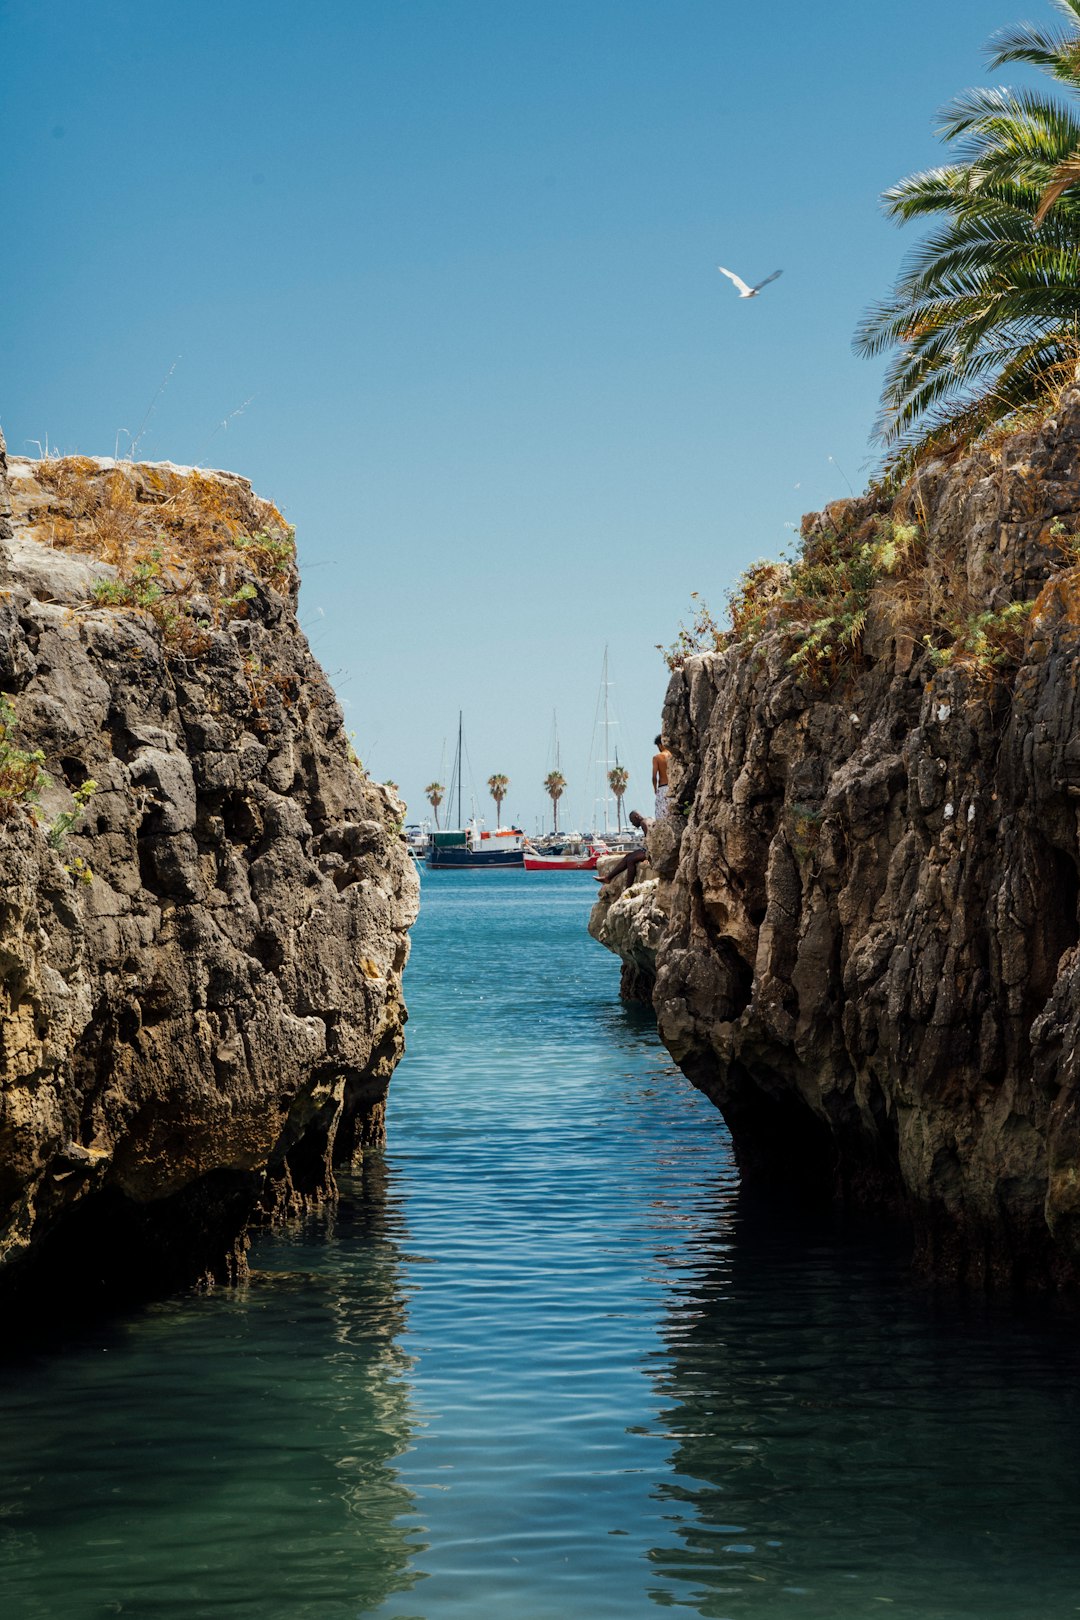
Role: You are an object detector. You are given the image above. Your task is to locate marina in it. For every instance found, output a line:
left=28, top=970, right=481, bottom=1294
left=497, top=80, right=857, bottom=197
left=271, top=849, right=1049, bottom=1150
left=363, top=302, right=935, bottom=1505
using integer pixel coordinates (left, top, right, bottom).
left=416, top=705, right=639, bottom=870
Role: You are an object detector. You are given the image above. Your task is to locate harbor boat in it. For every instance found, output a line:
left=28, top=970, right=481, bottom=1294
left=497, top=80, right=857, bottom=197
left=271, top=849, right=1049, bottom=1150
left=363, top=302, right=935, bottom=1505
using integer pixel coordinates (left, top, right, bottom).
left=404, top=823, right=431, bottom=861
left=425, top=713, right=525, bottom=868
left=523, top=838, right=609, bottom=872
left=428, top=823, right=526, bottom=869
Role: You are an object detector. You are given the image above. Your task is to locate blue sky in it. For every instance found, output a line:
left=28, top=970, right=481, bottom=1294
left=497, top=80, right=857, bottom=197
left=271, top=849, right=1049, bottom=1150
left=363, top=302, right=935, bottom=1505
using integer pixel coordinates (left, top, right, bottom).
left=1, top=0, right=1037, bottom=831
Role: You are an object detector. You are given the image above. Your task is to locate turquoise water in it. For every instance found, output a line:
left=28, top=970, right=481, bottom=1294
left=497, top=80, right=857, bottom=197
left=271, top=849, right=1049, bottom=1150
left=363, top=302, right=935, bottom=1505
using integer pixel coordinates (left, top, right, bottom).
left=3, top=868, right=1080, bottom=1619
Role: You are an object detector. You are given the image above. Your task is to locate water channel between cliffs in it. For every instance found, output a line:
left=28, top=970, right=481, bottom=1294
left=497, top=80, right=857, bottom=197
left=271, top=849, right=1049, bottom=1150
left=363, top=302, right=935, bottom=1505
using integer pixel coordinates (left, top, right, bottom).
left=3, top=869, right=1080, bottom=1619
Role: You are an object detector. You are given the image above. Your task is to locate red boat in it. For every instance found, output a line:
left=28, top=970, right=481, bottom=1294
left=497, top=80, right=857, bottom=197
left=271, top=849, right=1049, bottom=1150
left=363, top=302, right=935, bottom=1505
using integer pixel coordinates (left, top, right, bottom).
left=523, top=840, right=609, bottom=871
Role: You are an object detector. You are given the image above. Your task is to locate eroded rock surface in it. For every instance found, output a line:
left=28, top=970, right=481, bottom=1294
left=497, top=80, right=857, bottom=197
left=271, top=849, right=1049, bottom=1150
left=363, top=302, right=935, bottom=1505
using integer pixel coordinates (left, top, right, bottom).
left=593, top=387, right=1080, bottom=1289
left=0, top=438, right=418, bottom=1310
left=588, top=854, right=664, bottom=1005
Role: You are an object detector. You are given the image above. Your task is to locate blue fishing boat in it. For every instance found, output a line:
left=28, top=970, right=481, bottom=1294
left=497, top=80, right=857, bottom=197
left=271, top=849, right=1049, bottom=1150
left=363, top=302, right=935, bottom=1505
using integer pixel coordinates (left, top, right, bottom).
left=427, top=823, right=526, bottom=869
left=425, top=713, right=525, bottom=869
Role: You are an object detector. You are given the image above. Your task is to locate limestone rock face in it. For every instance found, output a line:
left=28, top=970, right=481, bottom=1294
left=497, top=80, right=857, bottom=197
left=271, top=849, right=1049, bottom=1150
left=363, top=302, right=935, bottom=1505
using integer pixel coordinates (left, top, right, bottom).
left=597, top=387, right=1080, bottom=1289
left=0, top=445, right=418, bottom=1309
left=588, top=857, right=664, bottom=1005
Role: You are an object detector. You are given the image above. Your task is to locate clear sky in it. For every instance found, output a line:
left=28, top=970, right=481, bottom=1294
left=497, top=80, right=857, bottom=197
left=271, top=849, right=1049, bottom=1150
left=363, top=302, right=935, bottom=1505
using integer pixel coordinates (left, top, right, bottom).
left=1, top=0, right=1036, bottom=832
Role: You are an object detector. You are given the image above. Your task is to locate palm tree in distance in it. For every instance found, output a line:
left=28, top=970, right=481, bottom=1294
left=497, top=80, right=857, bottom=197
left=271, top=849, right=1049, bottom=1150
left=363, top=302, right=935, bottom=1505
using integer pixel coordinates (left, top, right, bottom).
left=543, top=770, right=567, bottom=835
left=425, top=781, right=445, bottom=829
left=855, top=0, right=1080, bottom=466
left=608, top=765, right=630, bottom=832
left=487, top=774, right=510, bottom=827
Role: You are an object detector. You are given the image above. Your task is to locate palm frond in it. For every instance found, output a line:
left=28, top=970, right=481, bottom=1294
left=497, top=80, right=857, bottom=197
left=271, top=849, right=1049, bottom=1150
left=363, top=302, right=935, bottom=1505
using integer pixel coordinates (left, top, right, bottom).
left=939, top=85, right=1080, bottom=155
left=859, top=3, right=1080, bottom=465
left=987, top=21, right=1080, bottom=80
left=1034, top=147, right=1080, bottom=223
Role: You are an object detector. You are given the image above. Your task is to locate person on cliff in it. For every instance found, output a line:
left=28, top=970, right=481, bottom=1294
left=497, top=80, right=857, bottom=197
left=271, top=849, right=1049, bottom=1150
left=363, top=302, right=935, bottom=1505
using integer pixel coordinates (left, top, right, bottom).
left=652, top=736, right=672, bottom=819
left=594, top=809, right=651, bottom=885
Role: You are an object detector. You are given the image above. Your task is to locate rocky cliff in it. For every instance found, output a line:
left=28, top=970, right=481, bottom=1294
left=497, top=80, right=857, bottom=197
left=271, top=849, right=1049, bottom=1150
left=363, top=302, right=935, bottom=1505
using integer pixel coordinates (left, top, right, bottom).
left=0, top=433, right=418, bottom=1314
left=593, top=385, right=1080, bottom=1289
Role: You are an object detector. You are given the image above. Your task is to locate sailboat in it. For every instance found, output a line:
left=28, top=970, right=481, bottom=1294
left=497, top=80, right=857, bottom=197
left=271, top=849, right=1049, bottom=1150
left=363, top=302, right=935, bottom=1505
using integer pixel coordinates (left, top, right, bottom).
left=582, top=645, right=623, bottom=838
left=425, top=713, right=526, bottom=869
left=522, top=694, right=612, bottom=871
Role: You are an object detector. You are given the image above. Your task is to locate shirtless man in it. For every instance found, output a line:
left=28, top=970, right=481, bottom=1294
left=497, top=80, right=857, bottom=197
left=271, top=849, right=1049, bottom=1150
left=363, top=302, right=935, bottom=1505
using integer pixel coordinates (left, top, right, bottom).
left=652, top=735, right=672, bottom=819
left=594, top=809, right=651, bottom=884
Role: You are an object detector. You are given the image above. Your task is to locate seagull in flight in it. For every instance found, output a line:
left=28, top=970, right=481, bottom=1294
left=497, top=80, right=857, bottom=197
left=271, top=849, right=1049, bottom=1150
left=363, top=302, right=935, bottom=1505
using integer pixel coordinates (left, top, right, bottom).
left=718, top=265, right=783, bottom=299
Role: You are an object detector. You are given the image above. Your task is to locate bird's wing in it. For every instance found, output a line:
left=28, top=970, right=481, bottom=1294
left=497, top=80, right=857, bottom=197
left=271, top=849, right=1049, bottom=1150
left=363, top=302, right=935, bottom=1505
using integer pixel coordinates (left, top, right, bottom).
left=717, top=266, right=753, bottom=296
left=751, top=269, right=783, bottom=294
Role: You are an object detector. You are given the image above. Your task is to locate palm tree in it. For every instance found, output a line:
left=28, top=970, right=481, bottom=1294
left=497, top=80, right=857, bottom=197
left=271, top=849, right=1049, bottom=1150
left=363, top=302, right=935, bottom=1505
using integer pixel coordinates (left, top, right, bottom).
left=608, top=765, right=630, bottom=832
left=425, top=781, right=445, bottom=829
left=487, top=773, right=509, bottom=827
left=1012, top=2, right=1080, bottom=222
left=855, top=0, right=1080, bottom=465
left=543, top=770, right=566, bottom=834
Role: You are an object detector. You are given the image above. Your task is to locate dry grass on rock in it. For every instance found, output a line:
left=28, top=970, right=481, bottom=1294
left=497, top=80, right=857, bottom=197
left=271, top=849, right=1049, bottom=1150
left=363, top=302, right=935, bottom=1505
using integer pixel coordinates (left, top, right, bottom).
left=24, top=456, right=297, bottom=653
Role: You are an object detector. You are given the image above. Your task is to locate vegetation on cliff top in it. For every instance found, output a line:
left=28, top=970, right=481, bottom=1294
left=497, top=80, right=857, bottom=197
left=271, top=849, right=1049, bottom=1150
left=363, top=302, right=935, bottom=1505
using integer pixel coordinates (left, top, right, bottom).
left=32, top=457, right=296, bottom=652
left=659, top=483, right=1042, bottom=689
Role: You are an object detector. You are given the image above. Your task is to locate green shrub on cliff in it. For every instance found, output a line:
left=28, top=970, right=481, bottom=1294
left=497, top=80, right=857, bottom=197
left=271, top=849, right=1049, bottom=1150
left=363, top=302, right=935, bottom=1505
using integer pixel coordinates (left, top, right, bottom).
left=658, top=516, right=926, bottom=679
left=0, top=697, right=48, bottom=816
left=927, top=599, right=1034, bottom=678
left=783, top=519, right=924, bottom=676
left=90, top=552, right=213, bottom=656
left=46, top=779, right=98, bottom=850
left=656, top=594, right=725, bottom=671
left=233, top=527, right=296, bottom=591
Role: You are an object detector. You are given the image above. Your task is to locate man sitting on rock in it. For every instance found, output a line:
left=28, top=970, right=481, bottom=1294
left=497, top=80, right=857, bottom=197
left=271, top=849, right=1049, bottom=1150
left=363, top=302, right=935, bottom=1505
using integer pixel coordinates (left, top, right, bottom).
left=595, top=809, right=651, bottom=885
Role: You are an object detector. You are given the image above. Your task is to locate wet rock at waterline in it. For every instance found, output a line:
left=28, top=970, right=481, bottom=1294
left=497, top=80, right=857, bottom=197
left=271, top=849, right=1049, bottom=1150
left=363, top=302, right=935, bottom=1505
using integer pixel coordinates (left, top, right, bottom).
left=592, top=385, right=1080, bottom=1290
left=0, top=436, right=418, bottom=1312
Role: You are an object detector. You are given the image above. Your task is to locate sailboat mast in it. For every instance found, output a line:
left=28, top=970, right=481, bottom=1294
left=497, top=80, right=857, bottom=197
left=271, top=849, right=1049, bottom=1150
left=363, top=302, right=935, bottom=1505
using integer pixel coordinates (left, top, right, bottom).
left=602, top=645, right=610, bottom=834
left=457, top=710, right=463, bottom=829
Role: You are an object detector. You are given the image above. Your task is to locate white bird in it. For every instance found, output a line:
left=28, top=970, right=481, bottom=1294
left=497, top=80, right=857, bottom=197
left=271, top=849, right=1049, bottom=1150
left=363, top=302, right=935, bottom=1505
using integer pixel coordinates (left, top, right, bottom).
left=717, top=265, right=783, bottom=298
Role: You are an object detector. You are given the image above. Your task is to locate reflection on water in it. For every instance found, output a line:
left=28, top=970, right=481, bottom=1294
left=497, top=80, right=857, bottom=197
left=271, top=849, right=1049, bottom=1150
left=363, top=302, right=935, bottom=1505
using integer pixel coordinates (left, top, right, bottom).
left=0, top=1157, right=425, bottom=1619
left=3, top=868, right=1080, bottom=1619
left=646, top=1194, right=1080, bottom=1619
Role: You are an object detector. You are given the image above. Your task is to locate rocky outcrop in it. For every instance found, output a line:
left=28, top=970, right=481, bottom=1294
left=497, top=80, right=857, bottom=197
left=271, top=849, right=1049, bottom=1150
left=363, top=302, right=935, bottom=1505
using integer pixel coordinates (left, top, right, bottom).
left=593, top=386, right=1080, bottom=1290
left=0, top=442, right=418, bottom=1312
left=588, top=853, right=665, bottom=1005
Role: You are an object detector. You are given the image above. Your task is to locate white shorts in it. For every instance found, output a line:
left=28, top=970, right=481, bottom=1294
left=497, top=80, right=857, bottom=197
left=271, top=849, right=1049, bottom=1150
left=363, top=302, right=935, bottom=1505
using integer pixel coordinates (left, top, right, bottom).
left=654, top=785, right=669, bottom=819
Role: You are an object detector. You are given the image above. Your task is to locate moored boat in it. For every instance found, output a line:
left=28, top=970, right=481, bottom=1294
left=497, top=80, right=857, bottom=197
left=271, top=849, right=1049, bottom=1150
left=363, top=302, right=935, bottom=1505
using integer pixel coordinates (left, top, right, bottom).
left=426, top=712, right=525, bottom=869
left=523, top=838, right=609, bottom=871
left=428, top=823, right=526, bottom=869
left=404, top=823, right=431, bottom=861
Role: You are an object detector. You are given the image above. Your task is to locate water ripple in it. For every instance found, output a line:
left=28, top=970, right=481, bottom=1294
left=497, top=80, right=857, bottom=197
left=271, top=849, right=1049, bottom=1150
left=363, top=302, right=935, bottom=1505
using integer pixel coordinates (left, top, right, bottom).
left=3, top=870, right=1080, bottom=1618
